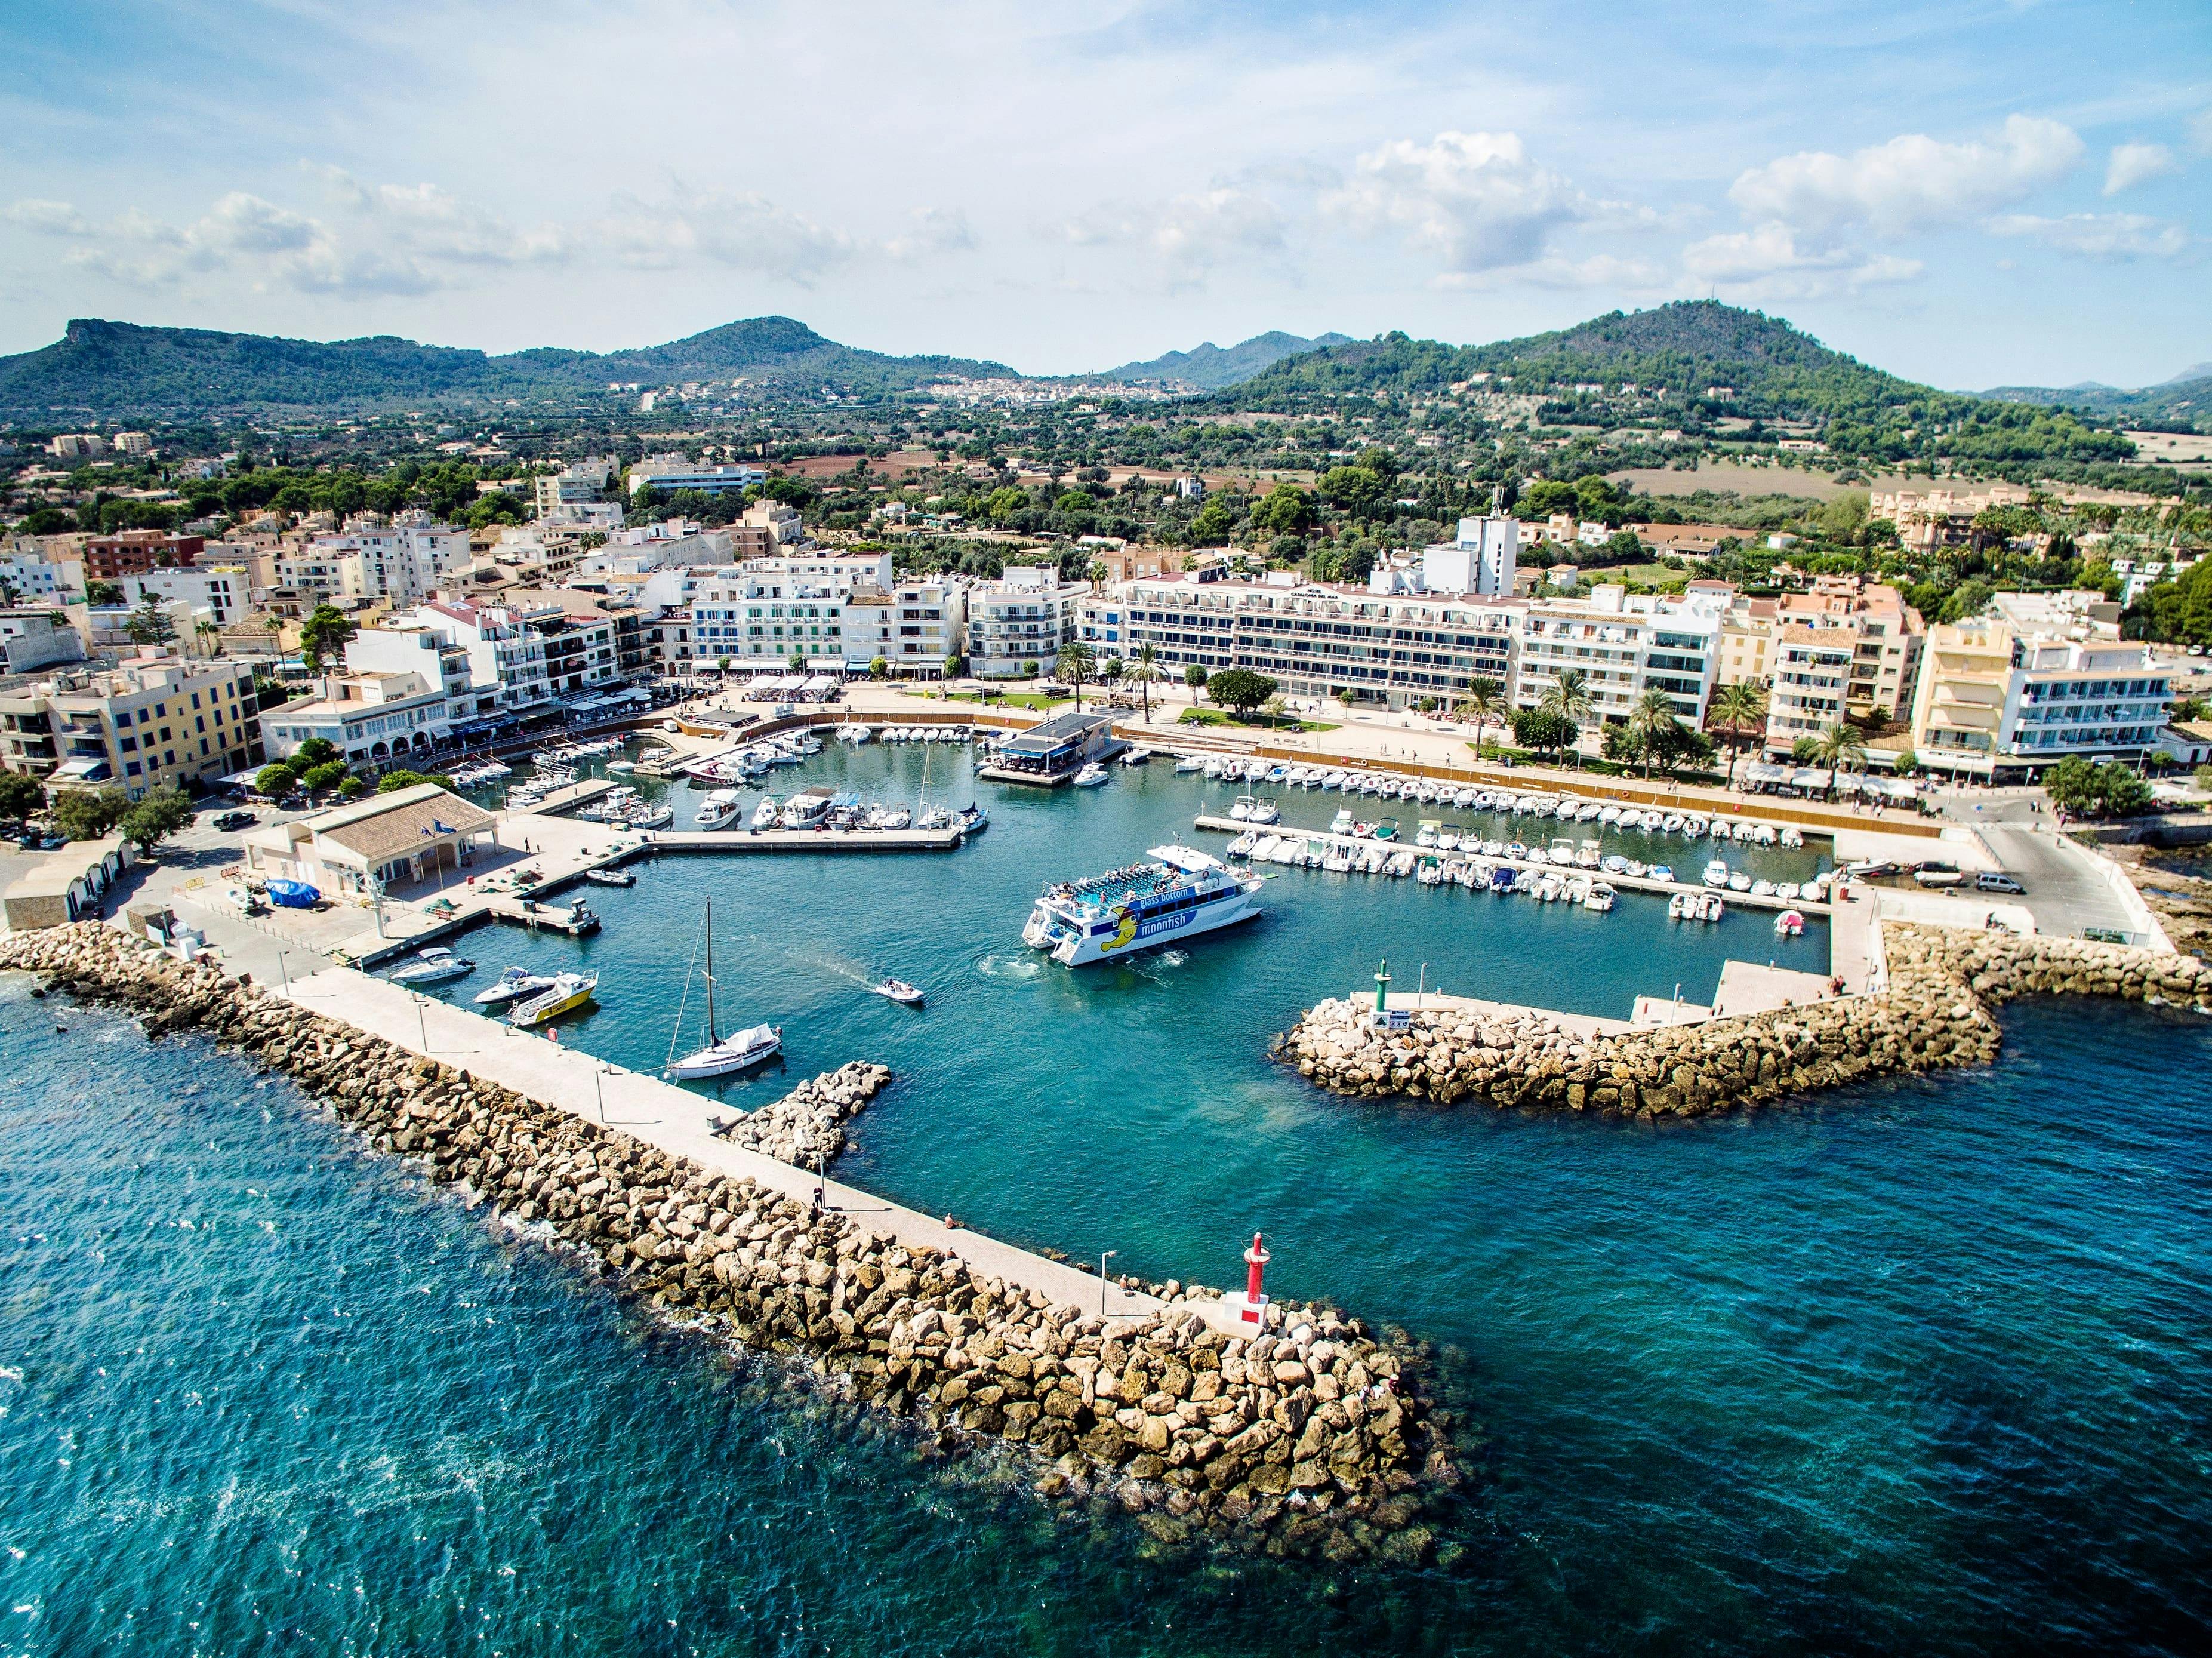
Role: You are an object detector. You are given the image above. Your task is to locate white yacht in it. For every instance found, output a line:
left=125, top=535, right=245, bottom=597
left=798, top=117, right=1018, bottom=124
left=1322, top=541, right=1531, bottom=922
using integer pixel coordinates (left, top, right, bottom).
left=694, top=789, right=743, bottom=829
left=667, top=899, right=784, bottom=1078
left=781, top=787, right=837, bottom=828
left=390, top=946, right=473, bottom=986
left=1022, top=844, right=1263, bottom=967
left=474, top=965, right=557, bottom=1005
left=1703, top=859, right=1732, bottom=888
left=1072, top=764, right=1110, bottom=788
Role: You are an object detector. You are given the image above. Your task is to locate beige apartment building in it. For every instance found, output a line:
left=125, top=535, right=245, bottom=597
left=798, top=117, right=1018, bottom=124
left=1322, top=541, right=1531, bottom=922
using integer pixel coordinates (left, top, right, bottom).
left=1909, top=619, right=2171, bottom=782
left=1763, top=626, right=1857, bottom=756
left=0, top=650, right=262, bottom=796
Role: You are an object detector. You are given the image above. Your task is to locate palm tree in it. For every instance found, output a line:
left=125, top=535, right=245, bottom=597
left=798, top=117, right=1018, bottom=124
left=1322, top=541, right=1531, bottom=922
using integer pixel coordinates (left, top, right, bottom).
left=1456, top=676, right=1505, bottom=757
left=1539, top=668, right=1596, bottom=764
left=1055, top=642, right=1097, bottom=711
left=1129, top=641, right=1161, bottom=721
left=1812, top=719, right=1869, bottom=796
left=1706, top=680, right=1769, bottom=785
left=1627, top=688, right=1683, bottom=779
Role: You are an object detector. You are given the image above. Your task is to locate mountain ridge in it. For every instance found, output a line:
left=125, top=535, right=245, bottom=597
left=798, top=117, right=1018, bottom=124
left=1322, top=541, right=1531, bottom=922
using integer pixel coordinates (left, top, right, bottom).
left=1093, top=330, right=1354, bottom=390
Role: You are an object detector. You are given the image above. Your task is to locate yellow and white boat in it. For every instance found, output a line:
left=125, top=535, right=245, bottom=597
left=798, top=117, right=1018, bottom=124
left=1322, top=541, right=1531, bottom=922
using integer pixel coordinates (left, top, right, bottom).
left=508, top=971, right=597, bottom=1028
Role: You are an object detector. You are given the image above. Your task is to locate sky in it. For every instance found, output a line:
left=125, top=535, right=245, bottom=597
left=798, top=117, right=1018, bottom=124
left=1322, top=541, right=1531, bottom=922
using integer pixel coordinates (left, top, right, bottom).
left=1, top=0, right=2206, bottom=390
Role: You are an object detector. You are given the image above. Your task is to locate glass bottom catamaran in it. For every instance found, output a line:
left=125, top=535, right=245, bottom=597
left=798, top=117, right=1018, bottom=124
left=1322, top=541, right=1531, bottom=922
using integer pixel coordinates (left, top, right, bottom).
left=1022, top=844, right=1264, bottom=967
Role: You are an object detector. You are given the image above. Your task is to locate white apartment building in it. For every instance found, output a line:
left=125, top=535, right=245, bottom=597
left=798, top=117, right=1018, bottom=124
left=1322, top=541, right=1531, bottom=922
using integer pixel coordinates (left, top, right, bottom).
left=259, top=669, right=452, bottom=768
left=1397, top=516, right=1520, bottom=600
left=1909, top=619, right=2172, bottom=781
left=841, top=579, right=965, bottom=674
left=344, top=620, right=480, bottom=721
left=1, top=549, right=75, bottom=603
left=116, top=564, right=250, bottom=627
left=580, top=519, right=734, bottom=576
left=1764, top=626, right=1858, bottom=755
left=968, top=566, right=1086, bottom=678
left=1109, top=571, right=1518, bottom=709
left=409, top=601, right=552, bottom=715
left=281, top=514, right=471, bottom=605
left=683, top=552, right=894, bottom=673
left=534, top=456, right=615, bottom=515
left=49, top=433, right=106, bottom=459
left=1515, top=586, right=1723, bottom=727
left=113, top=431, right=154, bottom=456
left=626, top=454, right=768, bottom=497
left=1, top=608, right=87, bottom=675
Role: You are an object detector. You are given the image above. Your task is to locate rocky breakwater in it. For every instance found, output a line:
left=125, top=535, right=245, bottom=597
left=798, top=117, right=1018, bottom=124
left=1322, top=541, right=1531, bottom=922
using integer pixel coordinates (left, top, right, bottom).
left=719, top=1060, right=892, bottom=1166
left=3, top=925, right=1456, bottom=1562
left=1280, top=923, right=2212, bottom=1122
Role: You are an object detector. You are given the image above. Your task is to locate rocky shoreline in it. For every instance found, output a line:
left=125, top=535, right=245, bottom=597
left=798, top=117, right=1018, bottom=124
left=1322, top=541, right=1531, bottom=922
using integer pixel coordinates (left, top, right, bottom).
left=2, top=924, right=1458, bottom=1563
left=1280, top=925, right=2212, bottom=1120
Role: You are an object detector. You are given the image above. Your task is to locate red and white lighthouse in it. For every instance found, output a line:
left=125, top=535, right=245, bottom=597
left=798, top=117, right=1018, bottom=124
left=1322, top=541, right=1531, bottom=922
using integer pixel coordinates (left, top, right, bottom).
left=1225, top=1231, right=1271, bottom=1328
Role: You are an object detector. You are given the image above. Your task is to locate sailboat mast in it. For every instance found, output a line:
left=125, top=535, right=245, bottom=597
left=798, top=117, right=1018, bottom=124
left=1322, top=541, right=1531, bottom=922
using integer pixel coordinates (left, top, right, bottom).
left=703, top=896, right=717, bottom=1045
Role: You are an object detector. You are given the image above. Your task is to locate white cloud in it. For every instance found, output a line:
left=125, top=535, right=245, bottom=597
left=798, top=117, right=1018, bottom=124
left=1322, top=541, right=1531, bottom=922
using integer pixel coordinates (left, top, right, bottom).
left=1061, top=186, right=1289, bottom=287
left=883, top=207, right=977, bottom=262
left=1727, top=114, right=2082, bottom=238
left=1681, top=223, right=1922, bottom=298
left=314, top=167, right=571, bottom=264
left=1986, top=211, right=2189, bottom=260
left=1324, top=131, right=1592, bottom=275
left=8, top=198, right=93, bottom=236
left=596, top=189, right=863, bottom=285
left=2103, top=142, right=2177, bottom=196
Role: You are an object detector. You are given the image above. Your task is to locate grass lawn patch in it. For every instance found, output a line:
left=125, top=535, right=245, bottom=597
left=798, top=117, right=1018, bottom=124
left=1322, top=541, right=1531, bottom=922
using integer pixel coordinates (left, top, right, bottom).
left=1178, top=707, right=1337, bottom=733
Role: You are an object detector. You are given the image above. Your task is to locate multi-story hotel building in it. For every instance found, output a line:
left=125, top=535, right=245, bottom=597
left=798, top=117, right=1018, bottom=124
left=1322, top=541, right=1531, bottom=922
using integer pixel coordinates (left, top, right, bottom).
left=0, top=651, right=262, bottom=796
left=1514, top=586, right=1723, bottom=725
left=1909, top=619, right=2171, bottom=781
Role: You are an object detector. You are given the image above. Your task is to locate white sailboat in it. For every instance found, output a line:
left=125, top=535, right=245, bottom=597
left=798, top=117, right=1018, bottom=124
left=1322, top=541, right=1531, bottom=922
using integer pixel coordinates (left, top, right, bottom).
left=666, top=897, right=784, bottom=1079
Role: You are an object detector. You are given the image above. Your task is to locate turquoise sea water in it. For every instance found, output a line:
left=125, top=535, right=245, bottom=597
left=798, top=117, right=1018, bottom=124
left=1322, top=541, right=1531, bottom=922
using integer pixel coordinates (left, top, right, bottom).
left=6, top=749, right=2210, bottom=1654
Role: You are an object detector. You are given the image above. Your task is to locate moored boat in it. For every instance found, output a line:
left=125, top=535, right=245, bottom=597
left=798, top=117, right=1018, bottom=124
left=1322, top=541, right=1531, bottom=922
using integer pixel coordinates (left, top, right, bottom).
left=509, top=971, right=597, bottom=1028
left=391, top=946, right=473, bottom=985
left=1022, top=844, right=1263, bottom=967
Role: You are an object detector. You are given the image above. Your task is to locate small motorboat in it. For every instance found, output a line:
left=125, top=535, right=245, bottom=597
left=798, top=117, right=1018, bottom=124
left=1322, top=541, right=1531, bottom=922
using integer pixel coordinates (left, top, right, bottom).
left=1072, top=764, right=1109, bottom=788
left=1668, top=891, right=1691, bottom=920
left=1174, top=753, right=1206, bottom=773
left=1121, top=748, right=1153, bottom=767
left=584, top=867, right=636, bottom=887
left=1775, top=909, right=1806, bottom=937
left=475, top=965, right=557, bottom=1006
left=391, top=946, right=473, bottom=985
left=870, top=978, right=925, bottom=1006
left=509, top=971, right=597, bottom=1028
left=1703, top=860, right=1732, bottom=888
left=752, top=796, right=783, bottom=830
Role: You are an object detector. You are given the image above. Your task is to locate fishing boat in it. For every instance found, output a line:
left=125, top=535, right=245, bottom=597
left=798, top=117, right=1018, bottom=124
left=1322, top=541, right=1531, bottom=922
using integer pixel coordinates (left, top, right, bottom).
left=391, top=946, right=473, bottom=985
left=1022, top=844, right=1263, bottom=967
left=1703, top=860, right=1732, bottom=888
left=781, top=786, right=837, bottom=828
left=509, top=971, right=597, bottom=1028
left=870, top=978, right=925, bottom=1006
left=475, top=965, right=557, bottom=1005
left=1173, top=753, right=1206, bottom=773
left=629, top=804, right=675, bottom=829
left=694, top=789, right=743, bottom=829
left=666, top=899, right=784, bottom=1077
left=584, top=867, right=636, bottom=887
left=1072, top=764, right=1110, bottom=788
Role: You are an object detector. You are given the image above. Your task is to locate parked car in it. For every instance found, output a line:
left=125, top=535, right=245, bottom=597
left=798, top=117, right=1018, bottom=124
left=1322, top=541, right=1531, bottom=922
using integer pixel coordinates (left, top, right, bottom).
left=213, top=809, right=257, bottom=830
left=1975, top=871, right=2026, bottom=894
left=17, top=831, right=66, bottom=851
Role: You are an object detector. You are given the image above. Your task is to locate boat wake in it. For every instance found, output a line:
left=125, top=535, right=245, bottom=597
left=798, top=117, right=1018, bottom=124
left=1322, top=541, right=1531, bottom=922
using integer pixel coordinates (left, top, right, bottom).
left=973, top=952, right=1045, bottom=983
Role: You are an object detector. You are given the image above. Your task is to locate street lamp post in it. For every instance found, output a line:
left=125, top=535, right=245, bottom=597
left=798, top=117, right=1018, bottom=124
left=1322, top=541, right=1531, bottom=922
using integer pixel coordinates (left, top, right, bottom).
left=1098, top=1248, right=1118, bottom=1316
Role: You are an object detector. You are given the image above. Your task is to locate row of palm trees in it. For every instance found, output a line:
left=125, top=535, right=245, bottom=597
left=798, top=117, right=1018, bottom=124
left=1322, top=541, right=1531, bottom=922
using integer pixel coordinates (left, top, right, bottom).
left=1451, top=671, right=1869, bottom=784
left=1053, top=641, right=1167, bottom=716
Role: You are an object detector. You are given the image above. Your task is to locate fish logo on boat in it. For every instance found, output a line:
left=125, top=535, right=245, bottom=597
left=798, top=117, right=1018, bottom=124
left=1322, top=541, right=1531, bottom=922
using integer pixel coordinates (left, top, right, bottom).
left=1101, top=906, right=1140, bottom=952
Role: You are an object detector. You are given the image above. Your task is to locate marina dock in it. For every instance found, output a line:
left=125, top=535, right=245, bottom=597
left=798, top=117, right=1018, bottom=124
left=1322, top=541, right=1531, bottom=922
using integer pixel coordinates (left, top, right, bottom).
left=1191, top=813, right=1834, bottom=916
left=635, top=826, right=968, bottom=854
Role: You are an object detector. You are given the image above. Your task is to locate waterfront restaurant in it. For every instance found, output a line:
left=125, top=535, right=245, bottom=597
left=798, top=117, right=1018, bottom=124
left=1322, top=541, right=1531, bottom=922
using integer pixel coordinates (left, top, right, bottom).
left=239, top=783, right=498, bottom=897
left=978, top=710, right=1120, bottom=785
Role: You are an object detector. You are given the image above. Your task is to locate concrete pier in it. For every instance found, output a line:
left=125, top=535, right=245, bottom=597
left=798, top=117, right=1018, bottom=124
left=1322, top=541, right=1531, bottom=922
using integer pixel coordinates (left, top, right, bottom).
left=1193, top=814, right=1833, bottom=916
left=280, top=964, right=1236, bottom=1334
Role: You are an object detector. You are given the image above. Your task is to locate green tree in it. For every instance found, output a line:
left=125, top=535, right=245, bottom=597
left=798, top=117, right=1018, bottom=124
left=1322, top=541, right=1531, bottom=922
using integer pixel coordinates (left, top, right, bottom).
left=295, top=604, right=356, bottom=671
left=85, top=579, right=127, bottom=607
left=117, top=785, right=193, bottom=854
left=1022, top=660, right=1040, bottom=679
left=292, top=737, right=339, bottom=768
left=1184, top=663, right=1208, bottom=698
left=1706, top=679, right=1769, bottom=784
left=376, top=770, right=457, bottom=793
left=1626, top=688, right=1684, bottom=778
left=1189, top=498, right=1239, bottom=544
left=1511, top=706, right=1578, bottom=757
left=51, top=786, right=130, bottom=841
left=1812, top=719, right=1869, bottom=789
left=1055, top=642, right=1098, bottom=710
left=1538, top=668, right=1596, bottom=759
left=1206, top=667, right=1278, bottom=718
left=0, top=771, right=45, bottom=825
left=1892, top=750, right=1919, bottom=776
left=943, top=653, right=967, bottom=679
left=337, top=776, right=368, bottom=799
left=2045, top=756, right=2152, bottom=819
left=255, top=762, right=298, bottom=796
left=1127, top=641, right=1160, bottom=719
left=984, top=486, right=1028, bottom=525
left=788, top=652, right=808, bottom=672
left=124, top=595, right=178, bottom=646
left=1251, top=482, right=1315, bottom=536
left=1317, top=465, right=1387, bottom=516
left=300, top=761, right=349, bottom=793
left=1455, top=676, right=1505, bottom=754
left=869, top=656, right=891, bottom=679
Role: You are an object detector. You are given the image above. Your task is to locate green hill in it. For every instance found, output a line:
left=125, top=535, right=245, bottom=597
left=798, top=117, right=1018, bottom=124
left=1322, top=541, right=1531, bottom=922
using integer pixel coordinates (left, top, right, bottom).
left=1096, top=330, right=1354, bottom=390
left=0, top=316, right=1013, bottom=418
left=1228, top=300, right=2135, bottom=468
left=1979, top=370, right=2212, bottom=434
